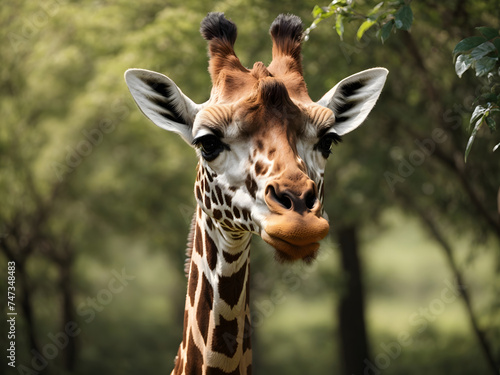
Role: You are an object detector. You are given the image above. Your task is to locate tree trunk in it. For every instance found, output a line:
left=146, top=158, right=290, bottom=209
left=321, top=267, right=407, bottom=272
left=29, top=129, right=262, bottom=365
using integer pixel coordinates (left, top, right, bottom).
left=336, top=225, right=371, bottom=375
left=18, top=265, right=40, bottom=356
left=60, top=260, right=77, bottom=372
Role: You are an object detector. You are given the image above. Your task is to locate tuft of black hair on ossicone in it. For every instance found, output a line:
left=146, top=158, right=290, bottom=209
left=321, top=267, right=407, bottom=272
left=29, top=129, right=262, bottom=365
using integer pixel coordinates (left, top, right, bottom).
left=200, top=12, right=237, bottom=46
left=269, top=13, right=304, bottom=43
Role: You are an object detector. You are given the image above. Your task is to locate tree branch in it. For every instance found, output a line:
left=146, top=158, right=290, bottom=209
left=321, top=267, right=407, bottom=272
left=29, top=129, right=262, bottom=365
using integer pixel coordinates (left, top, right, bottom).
left=401, top=31, right=440, bottom=103
left=395, top=31, right=500, bottom=238
left=398, top=124, right=500, bottom=236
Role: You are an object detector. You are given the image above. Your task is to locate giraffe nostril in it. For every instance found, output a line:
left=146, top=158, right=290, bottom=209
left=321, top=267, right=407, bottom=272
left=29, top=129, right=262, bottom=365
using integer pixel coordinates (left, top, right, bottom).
left=267, top=185, right=293, bottom=210
left=265, top=181, right=320, bottom=214
left=280, top=195, right=293, bottom=210
left=305, top=191, right=317, bottom=210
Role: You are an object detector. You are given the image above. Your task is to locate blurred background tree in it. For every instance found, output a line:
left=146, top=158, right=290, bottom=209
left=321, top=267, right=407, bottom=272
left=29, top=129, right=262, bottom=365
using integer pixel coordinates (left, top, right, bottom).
left=0, top=1, right=499, bottom=375
left=307, top=2, right=500, bottom=374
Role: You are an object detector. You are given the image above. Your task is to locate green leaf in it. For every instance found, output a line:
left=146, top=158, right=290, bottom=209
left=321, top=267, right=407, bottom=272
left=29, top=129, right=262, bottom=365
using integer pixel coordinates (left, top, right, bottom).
left=394, top=5, right=413, bottom=31
left=319, top=9, right=336, bottom=21
left=368, top=2, right=384, bottom=17
left=453, top=36, right=487, bottom=56
left=380, top=20, right=394, bottom=43
left=493, top=38, right=500, bottom=54
left=476, top=27, right=499, bottom=40
left=474, top=56, right=498, bottom=77
left=312, top=5, right=323, bottom=18
left=480, top=93, right=499, bottom=102
left=485, top=115, right=496, bottom=132
left=335, top=14, right=344, bottom=39
left=455, top=54, right=474, bottom=78
left=357, top=19, right=376, bottom=40
left=470, top=41, right=497, bottom=59
left=470, top=105, right=487, bottom=125
left=465, top=117, right=483, bottom=162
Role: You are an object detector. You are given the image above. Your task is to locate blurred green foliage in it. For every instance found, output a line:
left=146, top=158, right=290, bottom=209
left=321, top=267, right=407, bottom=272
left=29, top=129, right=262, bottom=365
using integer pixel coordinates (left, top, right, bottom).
left=305, top=0, right=413, bottom=42
left=452, top=26, right=500, bottom=160
left=0, top=0, right=499, bottom=375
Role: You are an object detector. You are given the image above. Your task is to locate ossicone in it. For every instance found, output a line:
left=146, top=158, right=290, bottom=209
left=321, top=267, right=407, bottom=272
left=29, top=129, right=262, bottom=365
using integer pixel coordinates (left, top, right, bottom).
left=269, top=14, right=304, bottom=45
left=200, top=12, right=237, bottom=46
left=200, top=12, right=247, bottom=83
left=268, top=14, right=304, bottom=77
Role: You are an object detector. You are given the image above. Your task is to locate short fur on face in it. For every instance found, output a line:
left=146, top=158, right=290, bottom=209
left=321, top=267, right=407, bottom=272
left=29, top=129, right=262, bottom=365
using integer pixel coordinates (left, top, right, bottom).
left=125, top=12, right=388, bottom=261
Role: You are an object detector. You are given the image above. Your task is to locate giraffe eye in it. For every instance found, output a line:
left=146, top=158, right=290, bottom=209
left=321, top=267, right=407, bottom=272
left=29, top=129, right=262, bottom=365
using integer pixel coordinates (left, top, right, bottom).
left=315, top=133, right=342, bottom=159
left=193, top=134, right=228, bottom=161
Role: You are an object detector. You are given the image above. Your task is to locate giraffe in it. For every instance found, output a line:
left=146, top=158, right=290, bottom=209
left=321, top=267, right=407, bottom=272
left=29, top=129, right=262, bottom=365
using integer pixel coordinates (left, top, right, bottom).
left=125, top=12, right=387, bottom=375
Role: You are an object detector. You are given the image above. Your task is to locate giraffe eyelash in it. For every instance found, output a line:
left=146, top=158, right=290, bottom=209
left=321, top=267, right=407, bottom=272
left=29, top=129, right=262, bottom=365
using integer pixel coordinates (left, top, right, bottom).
left=314, top=132, right=342, bottom=158
left=192, top=134, right=230, bottom=161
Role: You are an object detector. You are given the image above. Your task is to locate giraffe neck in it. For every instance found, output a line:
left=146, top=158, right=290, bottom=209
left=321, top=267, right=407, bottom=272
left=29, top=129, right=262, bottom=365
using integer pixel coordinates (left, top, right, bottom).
left=173, top=207, right=253, bottom=375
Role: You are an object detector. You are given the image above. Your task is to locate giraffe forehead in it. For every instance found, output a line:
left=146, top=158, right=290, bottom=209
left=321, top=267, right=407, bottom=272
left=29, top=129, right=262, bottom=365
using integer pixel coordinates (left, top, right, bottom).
left=236, top=100, right=334, bottom=143
left=195, top=77, right=334, bottom=141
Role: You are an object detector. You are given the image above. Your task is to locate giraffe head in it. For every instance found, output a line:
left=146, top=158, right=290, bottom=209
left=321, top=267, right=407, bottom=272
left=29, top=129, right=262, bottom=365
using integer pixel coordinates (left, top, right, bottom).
left=125, top=13, right=387, bottom=262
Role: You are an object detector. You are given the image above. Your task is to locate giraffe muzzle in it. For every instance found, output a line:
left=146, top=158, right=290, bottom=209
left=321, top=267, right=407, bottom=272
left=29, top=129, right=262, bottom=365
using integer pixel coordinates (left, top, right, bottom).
left=262, top=180, right=330, bottom=261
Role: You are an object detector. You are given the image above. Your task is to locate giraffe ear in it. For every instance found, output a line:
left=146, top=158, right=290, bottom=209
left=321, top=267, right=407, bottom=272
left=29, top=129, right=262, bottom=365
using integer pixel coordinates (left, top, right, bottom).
left=125, top=69, right=201, bottom=144
left=317, top=68, right=388, bottom=136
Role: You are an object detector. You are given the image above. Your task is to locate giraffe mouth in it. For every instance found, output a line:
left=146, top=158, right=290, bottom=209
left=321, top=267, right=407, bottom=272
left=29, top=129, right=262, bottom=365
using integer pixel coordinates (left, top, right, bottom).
left=261, top=213, right=329, bottom=261
left=262, top=232, right=322, bottom=262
